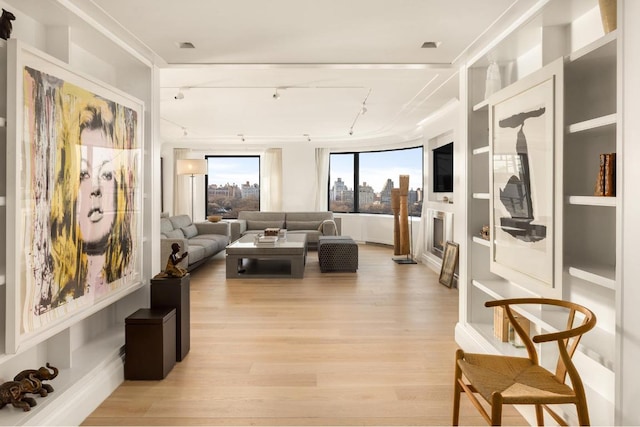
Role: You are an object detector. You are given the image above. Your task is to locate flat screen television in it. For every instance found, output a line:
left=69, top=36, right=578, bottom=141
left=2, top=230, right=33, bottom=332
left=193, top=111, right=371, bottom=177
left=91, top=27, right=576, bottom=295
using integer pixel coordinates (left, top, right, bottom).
left=433, top=142, right=453, bottom=193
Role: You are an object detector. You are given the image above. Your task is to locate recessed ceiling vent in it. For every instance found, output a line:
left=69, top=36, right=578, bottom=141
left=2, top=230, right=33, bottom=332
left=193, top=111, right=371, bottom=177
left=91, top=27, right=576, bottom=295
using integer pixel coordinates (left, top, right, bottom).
left=178, top=42, right=196, bottom=49
left=421, top=41, right=441, bottom=49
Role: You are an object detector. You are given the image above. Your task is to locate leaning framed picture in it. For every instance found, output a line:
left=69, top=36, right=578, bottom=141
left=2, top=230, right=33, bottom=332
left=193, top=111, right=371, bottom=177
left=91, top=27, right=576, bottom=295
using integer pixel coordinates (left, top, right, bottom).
left=439, top=241, right=459, bottom=288
left=488, top=57, right=563, bottom=298
left=5, top=40, right=145, bottom=353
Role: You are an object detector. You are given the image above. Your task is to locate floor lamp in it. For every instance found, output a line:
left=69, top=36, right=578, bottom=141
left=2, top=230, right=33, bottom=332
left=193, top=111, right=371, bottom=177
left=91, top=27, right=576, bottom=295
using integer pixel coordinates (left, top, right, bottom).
left=176, top=159, right=208, bottom=220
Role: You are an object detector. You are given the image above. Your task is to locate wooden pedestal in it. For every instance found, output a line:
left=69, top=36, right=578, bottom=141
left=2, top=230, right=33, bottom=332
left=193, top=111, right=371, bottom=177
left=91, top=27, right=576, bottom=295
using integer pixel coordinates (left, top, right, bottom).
left=125, top=308, right=176, bottom=380
left=151, top=274, right=191, bottom=361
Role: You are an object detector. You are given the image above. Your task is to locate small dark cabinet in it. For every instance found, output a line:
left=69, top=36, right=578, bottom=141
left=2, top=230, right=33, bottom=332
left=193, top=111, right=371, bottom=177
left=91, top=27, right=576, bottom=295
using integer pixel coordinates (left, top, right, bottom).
left=125, top=308, right=176, bottom=380
left=151, top=274, right=190, bottom=361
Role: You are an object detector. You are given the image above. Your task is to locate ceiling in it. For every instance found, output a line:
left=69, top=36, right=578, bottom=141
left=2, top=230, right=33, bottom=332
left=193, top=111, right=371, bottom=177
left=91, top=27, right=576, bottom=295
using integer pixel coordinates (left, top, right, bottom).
left=11, top=0, right=533, bottom=146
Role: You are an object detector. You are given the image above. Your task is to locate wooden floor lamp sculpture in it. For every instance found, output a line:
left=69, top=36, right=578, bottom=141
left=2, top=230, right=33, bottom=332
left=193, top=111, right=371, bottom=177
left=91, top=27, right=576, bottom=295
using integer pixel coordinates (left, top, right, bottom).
left=391, top=188, right=401, bottom=255
left=394, top=175, right=417, bottom=264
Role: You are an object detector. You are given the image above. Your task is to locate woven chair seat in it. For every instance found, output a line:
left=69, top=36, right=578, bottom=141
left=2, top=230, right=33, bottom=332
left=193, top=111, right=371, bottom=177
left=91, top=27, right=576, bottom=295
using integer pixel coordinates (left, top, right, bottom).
left=458, top=353, right=577, bottom=405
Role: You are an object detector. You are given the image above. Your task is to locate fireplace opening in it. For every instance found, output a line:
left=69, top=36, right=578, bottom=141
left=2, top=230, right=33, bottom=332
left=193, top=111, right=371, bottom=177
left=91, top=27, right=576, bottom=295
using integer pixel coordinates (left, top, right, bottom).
left=433, top=216, right=444, bottom=256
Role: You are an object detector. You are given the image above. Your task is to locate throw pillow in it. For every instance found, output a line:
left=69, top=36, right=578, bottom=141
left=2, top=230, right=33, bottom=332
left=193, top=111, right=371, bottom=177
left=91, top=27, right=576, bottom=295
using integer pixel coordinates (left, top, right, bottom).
left=320, top=219, right=338, bottom=236
left=181, top=224, right=198, bottom=239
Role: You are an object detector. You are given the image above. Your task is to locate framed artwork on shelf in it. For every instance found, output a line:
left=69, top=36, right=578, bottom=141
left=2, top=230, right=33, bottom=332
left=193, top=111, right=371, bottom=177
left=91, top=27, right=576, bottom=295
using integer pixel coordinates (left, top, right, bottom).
left=5, top=40, right=145, bottom=353
left=488, top=57, right=564, bottom=298
left=439, top=241, right=459, bottom=288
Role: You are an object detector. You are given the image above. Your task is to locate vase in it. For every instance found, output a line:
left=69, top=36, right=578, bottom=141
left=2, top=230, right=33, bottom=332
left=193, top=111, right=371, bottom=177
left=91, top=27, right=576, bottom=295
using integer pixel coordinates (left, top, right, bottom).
left=599, top=0, right=617, bottom=34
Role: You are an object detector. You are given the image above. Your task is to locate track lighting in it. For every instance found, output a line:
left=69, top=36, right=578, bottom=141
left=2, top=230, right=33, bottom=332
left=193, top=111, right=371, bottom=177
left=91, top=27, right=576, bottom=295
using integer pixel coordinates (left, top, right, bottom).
left=303, top=134, right=311, bottom=142
left=349, top=128, right=353, bottom=136
left=272, top=88, right=281, bottom=100
left=361, top=105, right=367, bottom=115
left=174, top=90, right=184, bottom=100
left=182, top=127, right=188, bottom=136
left=238, top=134, right=245, bottom=142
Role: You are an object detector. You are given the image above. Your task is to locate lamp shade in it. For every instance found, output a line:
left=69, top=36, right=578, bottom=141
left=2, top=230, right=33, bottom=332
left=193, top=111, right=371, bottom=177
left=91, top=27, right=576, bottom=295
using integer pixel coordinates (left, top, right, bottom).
left=176, top=159, right=207, bottom=175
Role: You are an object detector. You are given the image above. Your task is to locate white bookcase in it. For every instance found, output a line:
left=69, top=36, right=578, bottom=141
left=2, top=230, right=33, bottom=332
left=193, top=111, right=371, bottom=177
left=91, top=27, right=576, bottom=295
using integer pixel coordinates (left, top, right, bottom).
left=458, top=2, right=618, bottom=425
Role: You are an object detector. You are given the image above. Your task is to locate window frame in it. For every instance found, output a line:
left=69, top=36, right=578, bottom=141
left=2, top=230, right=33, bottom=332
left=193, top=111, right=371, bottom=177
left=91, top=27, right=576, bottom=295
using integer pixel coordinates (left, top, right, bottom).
left=204, top=155, right=261, bottom=219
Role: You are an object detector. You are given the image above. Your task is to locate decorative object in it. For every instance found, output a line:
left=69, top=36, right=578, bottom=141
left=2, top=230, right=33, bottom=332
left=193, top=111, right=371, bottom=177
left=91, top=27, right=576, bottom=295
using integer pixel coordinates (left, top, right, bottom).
left=391, top=188, right=401, bottom=255
left=151, top=275, right=191, bottom=361
left=598, top=0, right=617, bottom=34
left=594, top=153, right=616, bottom=196
left=160, top=243, right=188, bottom=278
left=0, top=8, right=15, bottom=40
left=439, top=241, right=459, bottom=288
left=5, top=40, right=143, bottom=353
left=493, top=306, right=509, bottom=342
left=484, top=60, right=502, bottom=99
left=207, top=215, right=222, bottom=222
left=0, top=376, right=41, bottom=411
left=393, top=176, right=417, bottom=264
left=489, top=58, right=563, bottom=295
left=125, top=308, right=177, bottom=380
left=264, top=227, right=280, bottom=237
left=177, top=158, right=207, bottom=220
left=14, top=363, right=58, bottom=395
left=480, top=225, right=490, bottom=240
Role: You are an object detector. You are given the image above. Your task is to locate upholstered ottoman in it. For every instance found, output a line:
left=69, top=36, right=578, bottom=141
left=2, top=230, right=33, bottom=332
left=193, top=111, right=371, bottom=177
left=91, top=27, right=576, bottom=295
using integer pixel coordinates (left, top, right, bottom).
left=318, top=236, right=358, bottom=272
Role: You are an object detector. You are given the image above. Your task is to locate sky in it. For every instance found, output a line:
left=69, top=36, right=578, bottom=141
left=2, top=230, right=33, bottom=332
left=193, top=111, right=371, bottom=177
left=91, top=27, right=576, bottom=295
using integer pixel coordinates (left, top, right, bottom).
left=330, top=147, right=424, bottom=193
left=204, top=147, right=424, bottom=193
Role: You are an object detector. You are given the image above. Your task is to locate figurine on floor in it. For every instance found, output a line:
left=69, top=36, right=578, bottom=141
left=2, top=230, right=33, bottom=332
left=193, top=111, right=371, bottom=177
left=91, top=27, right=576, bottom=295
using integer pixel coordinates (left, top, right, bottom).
left=164, top=243, right=188, bottom=278
left=0, top=9, right=15, bottom=40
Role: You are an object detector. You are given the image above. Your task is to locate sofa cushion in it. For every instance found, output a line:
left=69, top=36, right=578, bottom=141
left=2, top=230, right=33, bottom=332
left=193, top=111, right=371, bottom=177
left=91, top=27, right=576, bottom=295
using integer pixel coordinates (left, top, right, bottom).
left=286, top=212, right=333, bottom=222
left=287, top=220, right=322, bottom=231
left=160, top=217, right=175, bottom=234
left=181, top=224, right=198, bottom=238
left=169, top=215, right=194, bottom=230
left=247, top=220, right=285, bottom=230
left=165, top=228, right=185, bottom=239
left=186, top=245, right=205, bottom=263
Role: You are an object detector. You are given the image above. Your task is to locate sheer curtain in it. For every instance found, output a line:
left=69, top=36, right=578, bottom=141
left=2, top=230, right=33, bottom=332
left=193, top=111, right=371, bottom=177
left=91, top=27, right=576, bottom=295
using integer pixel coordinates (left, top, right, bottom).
left=414, top=148, right=428, bottom=261
left=262, top=148, right=282, bottom=211
left=173, top=148, right=190, bottom=216
left=314, top=148, right=329, bottom=211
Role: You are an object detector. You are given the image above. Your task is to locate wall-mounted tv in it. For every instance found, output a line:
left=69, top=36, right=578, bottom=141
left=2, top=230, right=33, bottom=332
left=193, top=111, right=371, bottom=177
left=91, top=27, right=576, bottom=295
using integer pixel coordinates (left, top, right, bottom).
left=433, top=142, right=453, bottom=193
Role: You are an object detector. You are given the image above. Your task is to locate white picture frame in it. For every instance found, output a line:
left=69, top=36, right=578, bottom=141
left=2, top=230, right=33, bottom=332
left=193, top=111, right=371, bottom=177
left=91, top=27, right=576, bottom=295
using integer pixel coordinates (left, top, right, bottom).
left=488, top=57, right=564, bottom=298
left=5, top=40, right=145, bottom=353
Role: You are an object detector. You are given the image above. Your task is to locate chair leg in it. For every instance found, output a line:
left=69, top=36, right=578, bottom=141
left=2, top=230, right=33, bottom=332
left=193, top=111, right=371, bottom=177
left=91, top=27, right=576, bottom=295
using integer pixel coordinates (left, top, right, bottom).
left=576, top=401, right=590, bottom=426
left=452, top=349, right=464, bottom=426
left=490, top=392, right=503, bottom=426
left=535, top=404, right=544, bottom=426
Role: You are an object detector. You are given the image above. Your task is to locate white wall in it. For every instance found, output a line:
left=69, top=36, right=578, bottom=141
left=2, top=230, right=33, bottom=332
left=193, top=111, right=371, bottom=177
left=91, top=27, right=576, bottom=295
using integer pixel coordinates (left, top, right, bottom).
left=281, top=144, right=317, bottom=211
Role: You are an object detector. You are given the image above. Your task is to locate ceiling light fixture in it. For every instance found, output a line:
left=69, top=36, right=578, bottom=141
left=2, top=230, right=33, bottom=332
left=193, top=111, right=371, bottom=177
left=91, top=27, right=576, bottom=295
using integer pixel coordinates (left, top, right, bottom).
left=182, top=127, right=188, bottom=137
left=348, top=88, right=372, bottom=136
left=238, top=133, right=245, bottom=142
left=421, top=41, right=441, bottom=48
left=303, top=134, right=311, bottom=142
left=272, top=88, right=281, bottom=100
left=174, top=90, right=184, bottom=100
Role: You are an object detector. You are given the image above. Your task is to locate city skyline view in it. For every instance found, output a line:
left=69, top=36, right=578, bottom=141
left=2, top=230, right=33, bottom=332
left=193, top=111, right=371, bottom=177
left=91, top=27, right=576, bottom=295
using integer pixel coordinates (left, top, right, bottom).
left=206, top=156, right=260, bottom=187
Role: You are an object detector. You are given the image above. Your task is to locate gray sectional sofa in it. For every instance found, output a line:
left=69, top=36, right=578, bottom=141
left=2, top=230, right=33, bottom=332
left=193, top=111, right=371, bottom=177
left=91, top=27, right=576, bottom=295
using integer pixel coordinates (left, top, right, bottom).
left=230, top=211, right=340, bottom=249
left=160, top=214, right=230, bottom=271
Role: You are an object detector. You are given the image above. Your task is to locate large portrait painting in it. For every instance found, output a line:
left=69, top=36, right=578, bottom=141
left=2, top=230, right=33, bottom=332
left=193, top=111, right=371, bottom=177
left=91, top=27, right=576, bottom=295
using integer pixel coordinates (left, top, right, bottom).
left=489, top=58, right=563, bottom=296
left=6, top=40, right=143, bottom=351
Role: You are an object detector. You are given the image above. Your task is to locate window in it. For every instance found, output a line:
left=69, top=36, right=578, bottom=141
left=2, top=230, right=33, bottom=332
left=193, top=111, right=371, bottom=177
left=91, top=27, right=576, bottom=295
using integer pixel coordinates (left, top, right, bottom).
left=329, top=146, right=423, bottom=216
left=205, top=156, right=260, bottom=219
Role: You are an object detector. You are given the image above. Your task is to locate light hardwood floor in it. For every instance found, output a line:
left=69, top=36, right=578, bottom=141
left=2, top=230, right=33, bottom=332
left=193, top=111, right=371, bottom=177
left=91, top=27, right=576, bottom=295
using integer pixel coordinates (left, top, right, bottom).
left=83, top=243, right=526, bottom=426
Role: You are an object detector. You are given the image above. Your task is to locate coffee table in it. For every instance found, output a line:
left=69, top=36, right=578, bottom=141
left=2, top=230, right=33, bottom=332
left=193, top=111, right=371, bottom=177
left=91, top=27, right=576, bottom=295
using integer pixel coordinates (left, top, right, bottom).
left=225, top=234, right=307, bottom=278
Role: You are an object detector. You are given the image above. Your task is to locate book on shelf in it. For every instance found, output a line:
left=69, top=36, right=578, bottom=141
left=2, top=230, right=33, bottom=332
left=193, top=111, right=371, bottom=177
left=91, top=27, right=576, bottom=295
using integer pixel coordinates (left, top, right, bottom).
left=594, top=153, right=616, bottom=197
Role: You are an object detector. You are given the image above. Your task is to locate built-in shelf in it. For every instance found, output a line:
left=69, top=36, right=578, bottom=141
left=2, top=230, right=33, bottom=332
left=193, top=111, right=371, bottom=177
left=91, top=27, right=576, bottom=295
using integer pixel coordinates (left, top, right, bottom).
left=568, top=265, right=616, bottom=290
left=472, top=192, right=490, bottom=200
left=567, top=114, right=616, bottom=134
left=471, top=279, right=614, bottom=371
left=472, top=145, right=490, bottom=155
left=472, top=236, right=490, bottom=247
left=469, top=321, right=528, bottom=357
left=472, top=279, right=541, bottom=300
left=568, top=29, right=617, bottom=63
left=472, top=98, right=489, bottom=112
left=567, top=196, right=616, bottom=207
